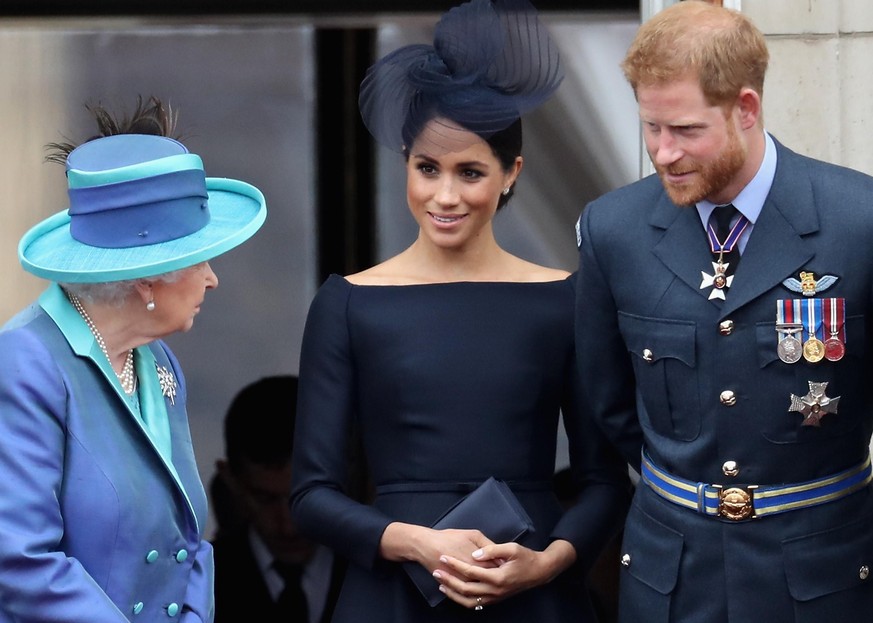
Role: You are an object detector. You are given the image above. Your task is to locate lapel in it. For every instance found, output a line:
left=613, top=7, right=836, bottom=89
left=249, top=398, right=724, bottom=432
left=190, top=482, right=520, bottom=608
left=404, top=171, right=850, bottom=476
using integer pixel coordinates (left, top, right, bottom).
left=721, top=140, right=818, bottom=316
left=147, top=342, right=203, bottom=530
left=650, top=193, right=715, bottom=299
left=650, top=139, right=818, bottom=317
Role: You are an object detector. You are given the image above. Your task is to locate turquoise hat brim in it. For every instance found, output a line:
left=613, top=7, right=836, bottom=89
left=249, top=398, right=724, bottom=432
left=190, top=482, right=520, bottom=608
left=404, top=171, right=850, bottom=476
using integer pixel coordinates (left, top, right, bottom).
left=19, top=177, right=266, bottom=283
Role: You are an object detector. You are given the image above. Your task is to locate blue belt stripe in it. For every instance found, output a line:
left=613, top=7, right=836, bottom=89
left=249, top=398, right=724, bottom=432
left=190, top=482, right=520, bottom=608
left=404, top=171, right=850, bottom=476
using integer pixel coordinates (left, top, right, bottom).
left=640, top=451, right=872, bottom=519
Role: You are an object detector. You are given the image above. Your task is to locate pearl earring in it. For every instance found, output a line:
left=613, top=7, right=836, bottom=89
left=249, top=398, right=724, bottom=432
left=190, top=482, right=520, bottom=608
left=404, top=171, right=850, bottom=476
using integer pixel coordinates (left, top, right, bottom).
left=502, top=187, right=511, bottom=196
left=146, top=300, right=156, bottom=312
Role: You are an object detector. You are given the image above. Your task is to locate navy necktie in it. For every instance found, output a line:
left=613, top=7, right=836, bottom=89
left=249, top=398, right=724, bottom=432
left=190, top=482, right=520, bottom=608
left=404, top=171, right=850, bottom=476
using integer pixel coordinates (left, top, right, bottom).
left=274, top=561, right=309, bottom=622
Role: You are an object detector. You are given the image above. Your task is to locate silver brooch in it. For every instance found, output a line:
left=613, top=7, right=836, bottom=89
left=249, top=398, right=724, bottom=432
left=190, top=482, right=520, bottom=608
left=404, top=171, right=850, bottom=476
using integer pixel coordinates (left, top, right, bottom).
left=155, top=363, right=178, bottom=406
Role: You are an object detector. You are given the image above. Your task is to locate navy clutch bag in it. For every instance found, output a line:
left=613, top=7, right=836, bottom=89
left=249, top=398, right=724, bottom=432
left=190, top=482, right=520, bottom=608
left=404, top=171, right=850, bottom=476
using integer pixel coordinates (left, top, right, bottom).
left=403, top=477, right=536, bottom=607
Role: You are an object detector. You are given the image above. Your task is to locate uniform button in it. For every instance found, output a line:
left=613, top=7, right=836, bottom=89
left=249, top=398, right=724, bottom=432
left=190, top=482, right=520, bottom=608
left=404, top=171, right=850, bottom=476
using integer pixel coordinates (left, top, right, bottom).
left=722, top=461, right=739, bottom=477
left=620, top=553, right=631, bottom=567
left=174, top=549, right=188, bottom=563
left=861, top=565, right=870, bottom=580
left=720, top=390, right=737, bottom=406
left=718, top=320, right=734, bottom=335
left=133, top=602, right=144, bottom=615
left=166, top=603, right=180, bottom=617
left=145, top=550, right=159, bottom=563
left=642, top=349, right=653, bottom=362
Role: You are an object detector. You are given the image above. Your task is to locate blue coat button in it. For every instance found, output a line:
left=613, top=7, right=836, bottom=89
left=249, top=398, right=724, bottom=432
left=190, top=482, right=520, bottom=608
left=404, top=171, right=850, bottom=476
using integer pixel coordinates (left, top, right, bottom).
left=133, top=602, right=144, bottom=615
left=146, top=550, right=159, bottom=563
left=167, top=603, right=179, bottom=617
left=174, top=549, right=188, bottom=563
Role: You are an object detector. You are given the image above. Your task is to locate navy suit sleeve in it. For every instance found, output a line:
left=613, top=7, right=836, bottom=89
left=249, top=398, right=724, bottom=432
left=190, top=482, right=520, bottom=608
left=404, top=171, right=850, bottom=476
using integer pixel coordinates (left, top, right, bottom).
left=551, top=315, right=632, bottom=573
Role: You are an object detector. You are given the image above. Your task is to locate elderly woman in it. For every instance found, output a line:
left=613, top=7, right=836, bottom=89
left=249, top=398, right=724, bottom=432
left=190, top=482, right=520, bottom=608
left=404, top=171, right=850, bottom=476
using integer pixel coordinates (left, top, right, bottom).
left=0, top=103, right=266, bottom=622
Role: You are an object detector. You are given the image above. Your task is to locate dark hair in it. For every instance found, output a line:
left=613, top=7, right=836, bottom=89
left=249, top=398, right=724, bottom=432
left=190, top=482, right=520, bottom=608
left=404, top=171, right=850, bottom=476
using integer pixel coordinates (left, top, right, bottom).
left=224, top=375, right=298, bottom=474
left=487, top=119, right=523, bottom=209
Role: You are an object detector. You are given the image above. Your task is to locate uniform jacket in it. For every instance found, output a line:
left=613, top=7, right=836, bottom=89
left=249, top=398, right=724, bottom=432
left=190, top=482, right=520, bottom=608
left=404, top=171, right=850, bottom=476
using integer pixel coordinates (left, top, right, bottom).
left=0, top=286, right=213, bottom=622
left=576, top=136, right=873, bottom=622
left=212, top=527, right=343, bottom=623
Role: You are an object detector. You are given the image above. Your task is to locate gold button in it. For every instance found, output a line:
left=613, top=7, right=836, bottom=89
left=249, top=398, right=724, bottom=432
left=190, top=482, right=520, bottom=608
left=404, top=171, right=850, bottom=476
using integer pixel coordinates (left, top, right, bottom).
left=722, top=461, right=739, bottom=477
left=720, top=390, right=737, bottom=406
left=620, top=553, right=631, bottom=567
left=861, top=565, right=870, bottom=580
left=642, top=349, right=653, bottom=362
left=719, top=320, right=734, bottom=335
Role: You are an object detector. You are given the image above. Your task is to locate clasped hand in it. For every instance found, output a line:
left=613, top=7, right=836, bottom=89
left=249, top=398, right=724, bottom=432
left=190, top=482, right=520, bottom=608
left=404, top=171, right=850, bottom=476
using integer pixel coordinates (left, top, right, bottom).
left=381, top=522, right=573, bottom=610
left=428, top=529, right=547, bottom=609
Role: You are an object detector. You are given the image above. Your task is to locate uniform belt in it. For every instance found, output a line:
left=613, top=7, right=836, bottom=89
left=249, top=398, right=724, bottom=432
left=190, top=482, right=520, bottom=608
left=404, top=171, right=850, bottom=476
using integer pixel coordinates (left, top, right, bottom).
left=640, top=450, right=872, bottom=521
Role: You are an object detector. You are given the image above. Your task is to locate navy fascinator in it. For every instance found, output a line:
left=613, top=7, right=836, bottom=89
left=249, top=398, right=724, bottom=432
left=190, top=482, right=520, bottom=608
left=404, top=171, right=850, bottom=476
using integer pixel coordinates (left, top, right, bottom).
left=359, top=0, right=564, bottom=153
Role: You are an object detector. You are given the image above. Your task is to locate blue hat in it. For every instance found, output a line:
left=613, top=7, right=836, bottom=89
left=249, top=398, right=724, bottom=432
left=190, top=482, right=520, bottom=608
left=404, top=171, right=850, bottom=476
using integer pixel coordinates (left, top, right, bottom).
left=19, top=134, right=266, bottom=283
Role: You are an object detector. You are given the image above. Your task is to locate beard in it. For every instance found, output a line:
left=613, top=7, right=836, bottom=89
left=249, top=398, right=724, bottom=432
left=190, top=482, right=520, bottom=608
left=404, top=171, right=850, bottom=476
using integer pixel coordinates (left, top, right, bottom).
left=654, top=122, right=747, bottom=207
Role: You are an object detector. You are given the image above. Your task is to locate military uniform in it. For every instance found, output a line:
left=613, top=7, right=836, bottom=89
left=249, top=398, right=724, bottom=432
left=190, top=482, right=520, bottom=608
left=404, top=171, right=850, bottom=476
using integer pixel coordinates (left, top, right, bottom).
left=576, top=134, right=873, bottom=622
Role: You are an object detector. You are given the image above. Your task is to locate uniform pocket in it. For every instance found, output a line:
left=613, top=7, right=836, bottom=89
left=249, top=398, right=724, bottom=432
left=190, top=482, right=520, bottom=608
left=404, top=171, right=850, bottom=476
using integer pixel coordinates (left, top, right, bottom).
left=618, top=312, right=699, bottom=440
left=756, top=315, right=865, bottom=443
left=616, top=503, right=683, bottom=623
left=782, top=512, right=873, bottom=620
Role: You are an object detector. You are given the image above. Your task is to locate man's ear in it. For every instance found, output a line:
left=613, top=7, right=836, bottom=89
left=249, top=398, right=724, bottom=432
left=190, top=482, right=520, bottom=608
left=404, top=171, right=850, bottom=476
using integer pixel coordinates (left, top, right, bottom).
left=736, top=87, right=761, bottom=130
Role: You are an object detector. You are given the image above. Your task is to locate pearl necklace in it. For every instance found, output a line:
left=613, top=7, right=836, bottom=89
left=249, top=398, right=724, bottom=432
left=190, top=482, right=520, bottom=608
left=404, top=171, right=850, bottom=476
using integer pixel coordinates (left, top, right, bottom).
left=67, top=293, right=137, bottom=395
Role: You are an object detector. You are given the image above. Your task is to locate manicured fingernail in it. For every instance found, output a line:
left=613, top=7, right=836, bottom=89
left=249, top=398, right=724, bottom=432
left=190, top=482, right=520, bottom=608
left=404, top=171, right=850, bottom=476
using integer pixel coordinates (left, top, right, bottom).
left=433, top=571, right=442, bottom=579
left=439, top=585, right=447, bottom=593
left=439, top=556, right=449, bottom=564
left=472, top=549, right=483, bottom=558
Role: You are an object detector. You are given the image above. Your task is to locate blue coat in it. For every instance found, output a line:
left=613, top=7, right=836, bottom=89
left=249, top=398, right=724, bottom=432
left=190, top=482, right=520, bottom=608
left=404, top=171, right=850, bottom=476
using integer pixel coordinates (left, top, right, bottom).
left=576, top=137, right=873, bottom=622
left=0, top=285, right=213, bottom=622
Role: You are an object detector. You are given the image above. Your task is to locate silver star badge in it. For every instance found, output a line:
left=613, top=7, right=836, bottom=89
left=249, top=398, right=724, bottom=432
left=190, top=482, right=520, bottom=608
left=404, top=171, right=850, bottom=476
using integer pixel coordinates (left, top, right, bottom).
left=789, top=381, right=840, bottom=427
left=155, top=363, right=178, bottom=406
left=700, top=261, right=734, bottom=300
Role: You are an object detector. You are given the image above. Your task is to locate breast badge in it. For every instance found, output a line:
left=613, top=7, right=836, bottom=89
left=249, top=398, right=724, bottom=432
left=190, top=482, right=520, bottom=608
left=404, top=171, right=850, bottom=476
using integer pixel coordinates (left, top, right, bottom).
left=789, top=381, right=840, bottom=427
left=782, top=271, right=838, bottom=296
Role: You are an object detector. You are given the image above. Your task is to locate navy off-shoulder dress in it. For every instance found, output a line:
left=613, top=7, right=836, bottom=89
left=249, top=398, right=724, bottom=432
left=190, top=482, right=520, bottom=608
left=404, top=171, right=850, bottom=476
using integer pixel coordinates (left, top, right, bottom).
left=291, top=274, right=629, bottom=622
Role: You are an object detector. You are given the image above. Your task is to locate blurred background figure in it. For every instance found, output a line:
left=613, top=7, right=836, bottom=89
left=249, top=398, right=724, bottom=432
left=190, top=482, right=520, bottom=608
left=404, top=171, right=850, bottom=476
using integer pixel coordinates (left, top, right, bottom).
left=211, top=375, right=344, bottom=623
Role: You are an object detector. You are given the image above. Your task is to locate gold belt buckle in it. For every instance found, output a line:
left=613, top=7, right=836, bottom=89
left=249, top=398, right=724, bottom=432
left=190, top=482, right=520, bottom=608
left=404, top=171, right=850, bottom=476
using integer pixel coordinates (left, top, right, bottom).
left=714, top=485, right=758, bottom=520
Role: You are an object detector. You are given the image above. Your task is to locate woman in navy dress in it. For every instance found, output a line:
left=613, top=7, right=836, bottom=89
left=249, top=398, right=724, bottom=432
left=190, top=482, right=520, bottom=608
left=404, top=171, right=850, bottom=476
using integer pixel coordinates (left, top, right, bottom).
left=290, top=1, right=631, bottom=621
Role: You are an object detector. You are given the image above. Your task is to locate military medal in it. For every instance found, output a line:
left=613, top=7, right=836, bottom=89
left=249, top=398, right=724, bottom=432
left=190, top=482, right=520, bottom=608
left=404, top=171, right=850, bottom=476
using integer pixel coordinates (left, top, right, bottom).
left=775, top=300, right=803, bottom=364
left=700, top=261, right=733, bottom=300
left=789, top=380, right=840, bottom=427
left=803, top=338, right=825, bottom=363
left=823, top=297, right=846, bottom=362
left=777, top=327, right=803, bottom=363
left=699, top=210, right=749, bottom=300
left=801, top=298, right=825, bottom=363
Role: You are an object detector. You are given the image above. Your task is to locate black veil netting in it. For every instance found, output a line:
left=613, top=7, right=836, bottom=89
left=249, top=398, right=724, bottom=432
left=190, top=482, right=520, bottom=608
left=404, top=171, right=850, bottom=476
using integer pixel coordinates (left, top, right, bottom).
left=358, top=0, right=564, bottom=153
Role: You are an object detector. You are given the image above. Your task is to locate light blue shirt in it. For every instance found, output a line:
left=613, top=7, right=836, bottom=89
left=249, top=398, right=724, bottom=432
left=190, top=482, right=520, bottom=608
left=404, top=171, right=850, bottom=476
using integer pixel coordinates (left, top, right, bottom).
left=696, top=130, right=777, bottom=254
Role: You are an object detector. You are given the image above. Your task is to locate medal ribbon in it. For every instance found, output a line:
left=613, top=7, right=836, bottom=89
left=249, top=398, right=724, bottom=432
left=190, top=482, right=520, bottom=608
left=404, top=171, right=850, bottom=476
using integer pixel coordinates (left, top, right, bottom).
left=802, top=298, right=824, bottom=343
left=707, top=213, right=750, bottom=255
left=823, top=297, right=846, bottom=342
left=776, top=299, right=793, bottom=338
